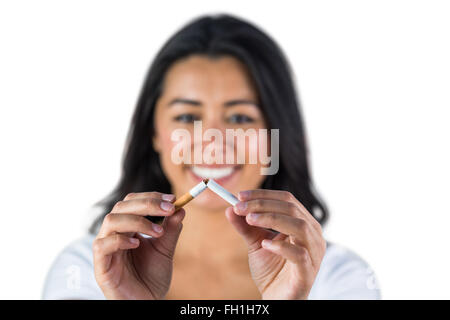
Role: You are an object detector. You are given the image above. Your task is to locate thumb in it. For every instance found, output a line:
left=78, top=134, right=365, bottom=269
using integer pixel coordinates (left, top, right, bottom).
left=153, top=208, right=186, bottom=257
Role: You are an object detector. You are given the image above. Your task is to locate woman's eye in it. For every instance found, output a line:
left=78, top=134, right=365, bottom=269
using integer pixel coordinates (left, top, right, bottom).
left=227, top=114, right=255, bottom=124
left=173, top=114, right=201, bottom=123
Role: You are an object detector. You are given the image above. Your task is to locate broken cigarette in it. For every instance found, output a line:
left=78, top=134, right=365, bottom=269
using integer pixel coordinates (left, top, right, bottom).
left=146, top=179, right=208, bottom=226
left=205, top=179, right=239, bottom=206
left=173, top=178, right=209, bottom=209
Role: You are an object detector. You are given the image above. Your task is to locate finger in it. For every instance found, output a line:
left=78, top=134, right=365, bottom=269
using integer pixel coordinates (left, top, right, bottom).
left=98, top=213, right=165, bottom=238
left=233, top=199, right=299, bottom=218
left=123, top=192, right=175, bottom=202
left=238, top=189, right=311, bottom=219
left=261, top=239, right=313, bottom=269
left=238, top=189, right=321, bottom=230
left=110, top=197, right=175, bottom=217
left=225, top=206, right=273, bottom=251
left=246, top=213, right=308, bottom=239
left=238, top=189, right=296, bottom=202
left=246, top=212, right=325, bottom=265
left=261, top=240, right=316, bottom=297
left=151, top=208, right=186, bottom=259
left=93, top=234, right=140, bottom=274
left=246, top=213, right=313, bottom=251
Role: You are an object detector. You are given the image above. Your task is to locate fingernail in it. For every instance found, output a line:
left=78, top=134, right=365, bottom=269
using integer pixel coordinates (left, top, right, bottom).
left=262, top=239, right=273, bottom=247
left=129, top=238, right=139, bottom=245
left=247, top=213, right=259, bottom=221
left=162, top=194, right=175, bottom=201
left=238, top=191, right=250, bottom=200
left=160, top=201, right=174, bottom=212
left=234, top=201, right=247, bottom=212
left=152, top=223, right=163, bottom=233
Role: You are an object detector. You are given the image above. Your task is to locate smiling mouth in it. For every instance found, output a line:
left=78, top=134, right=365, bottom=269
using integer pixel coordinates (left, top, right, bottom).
left=190, top=165, right=241, bottom=180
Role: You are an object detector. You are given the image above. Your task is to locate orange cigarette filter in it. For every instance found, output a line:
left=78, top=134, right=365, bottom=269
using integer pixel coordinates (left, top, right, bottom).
left=146, top=179, right=208, bottom=225
left=174, top=178, right=208, bottom=209
left=174, top=192, right=194, bottom=209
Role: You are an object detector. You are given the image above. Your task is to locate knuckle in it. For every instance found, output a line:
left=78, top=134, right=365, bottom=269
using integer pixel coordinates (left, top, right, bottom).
left=137, top=216, right=150, bottom=231
left=266, top=213, right=278, bottom=224
left=92, top=239, right=102, bottom=254
left=103, top=213, right=115, bottom=225
left=254, top=199, right=265, bottom=209
left=124, top=193, right=136, bottom=201
left=286, top=202, right=298, bottom=215
left=296, top=218, right=308, bottom=232
left=148, top=191, right=160, bottom=198
left=254, top=190, right=266, bottom=199
left=113, top=234, right=122, bottom=251
left=316, top=221, right=324, bottom=234
left=283, top=191, right=294, bottom=201
left=117, top=233, right=126, bottom=243
left=145, top=197, right=156, bottom=210
left=113, top=201, right=123, bottom=211
left=278, top=240, right=289, bottom=251
left=297, top=247, right=309, bottom=262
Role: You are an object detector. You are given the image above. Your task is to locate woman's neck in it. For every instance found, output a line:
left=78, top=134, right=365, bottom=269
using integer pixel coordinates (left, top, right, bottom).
left=175, top=204, right=248, bottom=262
left=167, top=203, right=261, bottom=300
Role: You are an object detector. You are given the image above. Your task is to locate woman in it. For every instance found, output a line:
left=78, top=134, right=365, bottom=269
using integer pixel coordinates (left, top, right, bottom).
left=43, top=14, right=380, bottom=299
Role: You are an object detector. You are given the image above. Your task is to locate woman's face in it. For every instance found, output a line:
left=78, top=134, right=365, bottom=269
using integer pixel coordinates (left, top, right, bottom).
left=153, top=55, right=267, bottom=210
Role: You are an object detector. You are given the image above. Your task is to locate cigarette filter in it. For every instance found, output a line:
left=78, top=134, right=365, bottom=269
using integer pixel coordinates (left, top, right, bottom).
left=174, top=179, right=209, bottom=209
left=146, top=179, right=208, bottom=226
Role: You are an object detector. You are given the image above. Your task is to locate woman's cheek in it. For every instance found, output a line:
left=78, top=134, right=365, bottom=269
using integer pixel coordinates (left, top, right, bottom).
left=248, top=131, right=269, bottom=169
left=238, top=134, right=266, bottom=188
left=158, top=131, right=186, bottom=178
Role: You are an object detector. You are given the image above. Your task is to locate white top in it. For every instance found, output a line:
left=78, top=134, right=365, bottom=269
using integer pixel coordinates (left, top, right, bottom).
left=42, top=234, right=381, bottom=300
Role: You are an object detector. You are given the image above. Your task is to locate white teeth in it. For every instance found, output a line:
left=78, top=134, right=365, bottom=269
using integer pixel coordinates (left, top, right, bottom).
left=191, top=166, right=234, bottom=179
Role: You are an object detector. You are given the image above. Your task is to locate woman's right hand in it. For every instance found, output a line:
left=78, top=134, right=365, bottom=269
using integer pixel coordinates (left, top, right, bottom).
left=93, top=192, right=185, bottom=300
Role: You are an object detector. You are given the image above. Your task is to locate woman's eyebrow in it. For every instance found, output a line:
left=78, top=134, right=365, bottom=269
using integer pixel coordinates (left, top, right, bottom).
left=224, top=99, right=259, bottom=107
left=167, top=98, right=258, bottom=107
left=168, top=98, right=202, bottom=107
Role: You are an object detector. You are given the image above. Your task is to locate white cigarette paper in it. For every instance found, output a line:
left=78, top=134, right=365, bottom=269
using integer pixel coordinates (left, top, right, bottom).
left=206, top=179, right=239, bottom=206
left=141, top=179, right=235, bottom=238
left=189, top=179, right=208, bottom=197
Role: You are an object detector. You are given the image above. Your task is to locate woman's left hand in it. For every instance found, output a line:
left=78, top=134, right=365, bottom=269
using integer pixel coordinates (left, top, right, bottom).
left=225, top=189, right=326, bottom=300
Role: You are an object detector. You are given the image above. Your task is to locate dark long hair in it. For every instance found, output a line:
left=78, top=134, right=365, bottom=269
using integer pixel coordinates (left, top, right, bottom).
left=89, top=14, right=328, bottom=234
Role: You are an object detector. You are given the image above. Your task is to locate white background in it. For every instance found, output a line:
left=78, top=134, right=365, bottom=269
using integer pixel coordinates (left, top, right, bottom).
left=1, top=0, right=449, bottom=299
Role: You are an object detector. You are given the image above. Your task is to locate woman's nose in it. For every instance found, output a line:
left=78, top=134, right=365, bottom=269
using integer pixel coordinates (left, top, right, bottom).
left=201, top=116, right=227, bottom=132
left=192, top=118, right=234, bottom=162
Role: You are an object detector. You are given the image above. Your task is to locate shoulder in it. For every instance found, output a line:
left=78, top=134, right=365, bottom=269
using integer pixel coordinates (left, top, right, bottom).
left=42, top=233, right=105, bottom=300
left=308, top=242, right=381, bottom=299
